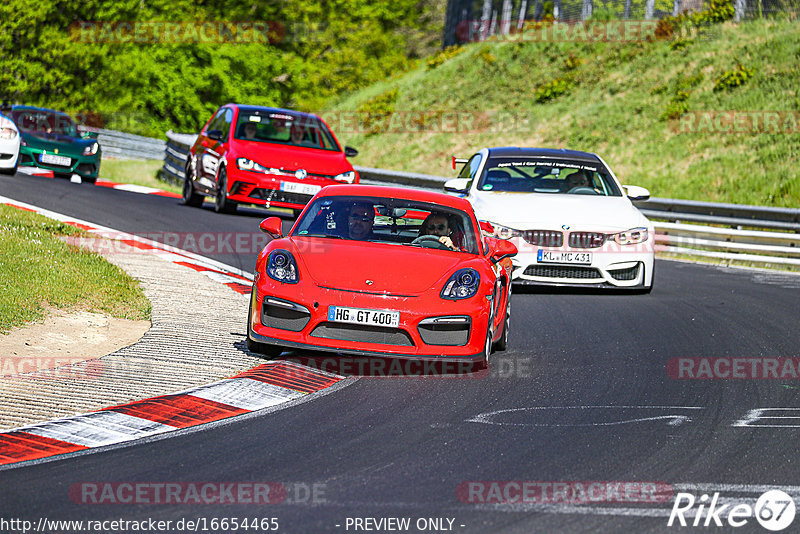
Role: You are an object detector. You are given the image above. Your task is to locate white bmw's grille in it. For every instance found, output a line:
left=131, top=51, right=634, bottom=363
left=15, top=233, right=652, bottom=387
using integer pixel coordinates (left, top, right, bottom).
left=568, top=232, right=606, bottom=248
left=521, top=230, right=563, bottom=247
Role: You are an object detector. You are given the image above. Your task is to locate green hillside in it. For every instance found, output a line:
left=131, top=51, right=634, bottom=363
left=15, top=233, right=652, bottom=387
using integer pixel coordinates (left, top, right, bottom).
left=325, top=17, right=799, bottom=207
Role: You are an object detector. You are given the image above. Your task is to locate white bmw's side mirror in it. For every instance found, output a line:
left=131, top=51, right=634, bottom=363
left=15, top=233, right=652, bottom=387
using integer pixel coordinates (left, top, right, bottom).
left=624, top=185, right=650, bottom=201
left=444, top=178, right=470, bottom=194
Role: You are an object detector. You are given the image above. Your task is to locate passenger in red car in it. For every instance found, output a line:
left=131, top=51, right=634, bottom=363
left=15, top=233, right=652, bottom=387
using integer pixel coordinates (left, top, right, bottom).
left=420, top=213, right=459, bottom=250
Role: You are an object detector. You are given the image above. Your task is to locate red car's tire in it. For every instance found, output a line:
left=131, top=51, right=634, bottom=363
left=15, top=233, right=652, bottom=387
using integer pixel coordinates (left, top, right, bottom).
left=182, top=163, right=203, bottom=207
left=246, top=299, right=284, bottom=358
left=214, top=166, right=237, bottom=214
left=493, top=285, right=511, bottom=352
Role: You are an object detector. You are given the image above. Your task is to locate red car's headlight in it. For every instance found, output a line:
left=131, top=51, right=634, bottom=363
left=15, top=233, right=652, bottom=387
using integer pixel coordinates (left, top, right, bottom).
left=441, top=268, right=479, bottom=300
left=333, top=170, right=356, bottom=183
left=267, top=250, right=299, bottom=284
left=237, top=157, right=269, bottom=173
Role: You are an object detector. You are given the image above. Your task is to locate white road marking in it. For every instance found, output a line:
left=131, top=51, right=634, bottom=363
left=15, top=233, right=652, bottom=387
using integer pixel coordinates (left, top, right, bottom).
left=733, top=408, right=800, bottom=428
left=111, top=184, right=163, bottom=194
left=22, top=412, right=175, bottom=447
left=189, top=378, right=305, bottom=411
left=466, top=406, right=704, bottom=427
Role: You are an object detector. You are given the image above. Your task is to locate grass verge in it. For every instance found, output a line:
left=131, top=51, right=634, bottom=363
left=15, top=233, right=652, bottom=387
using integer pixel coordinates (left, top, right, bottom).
left=0, top=205, right=151, bottom=333
left=100, top=158, right=181, bottom=194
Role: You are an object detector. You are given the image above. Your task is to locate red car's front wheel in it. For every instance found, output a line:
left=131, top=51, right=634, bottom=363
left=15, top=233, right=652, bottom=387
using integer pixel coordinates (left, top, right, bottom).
left=214, top=166, right=237, bottom=214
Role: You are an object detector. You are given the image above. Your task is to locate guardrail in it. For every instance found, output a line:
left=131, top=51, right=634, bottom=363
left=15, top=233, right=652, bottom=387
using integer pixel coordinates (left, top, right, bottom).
left=159, top=130, right=799, bottom=267
left=79, top=126, right=166, bottom=160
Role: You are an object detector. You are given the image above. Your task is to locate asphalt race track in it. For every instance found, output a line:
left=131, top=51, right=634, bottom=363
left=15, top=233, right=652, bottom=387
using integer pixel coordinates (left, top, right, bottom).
left=2, top=172, right=800, bottom=533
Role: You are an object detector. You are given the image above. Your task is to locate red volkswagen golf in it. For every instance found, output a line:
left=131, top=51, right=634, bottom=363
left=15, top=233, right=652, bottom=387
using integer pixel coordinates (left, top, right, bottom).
left=247, top=185, right=517, bottom=366
left=183, top=104, right=359, bottom=215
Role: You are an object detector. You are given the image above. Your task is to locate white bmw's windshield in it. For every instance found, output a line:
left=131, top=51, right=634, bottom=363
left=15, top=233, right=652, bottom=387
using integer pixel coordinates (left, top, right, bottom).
left=478, top=158, right=622, bottom=197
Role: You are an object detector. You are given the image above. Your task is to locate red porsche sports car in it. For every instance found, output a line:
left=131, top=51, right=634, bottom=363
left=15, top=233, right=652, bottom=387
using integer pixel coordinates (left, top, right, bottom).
left=183, top=104, right=359, bottom=215
left=247, top=185, right=517, bottom=365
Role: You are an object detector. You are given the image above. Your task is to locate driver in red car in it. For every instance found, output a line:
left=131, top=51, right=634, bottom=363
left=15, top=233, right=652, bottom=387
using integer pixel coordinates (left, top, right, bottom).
left=347, top=202, right=375, bottom=240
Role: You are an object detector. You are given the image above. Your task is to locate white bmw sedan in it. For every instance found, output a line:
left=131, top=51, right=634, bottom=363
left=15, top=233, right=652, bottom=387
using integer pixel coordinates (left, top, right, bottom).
left=445, top=147, right=654, bottom=292
left=0, top=113, right=20, bottom=175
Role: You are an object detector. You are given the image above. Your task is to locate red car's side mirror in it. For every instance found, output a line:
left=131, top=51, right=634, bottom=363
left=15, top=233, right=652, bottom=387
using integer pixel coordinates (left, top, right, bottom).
left=259, top=217, right=283, bottom=237
left=487, top=237, right=517, bottom=264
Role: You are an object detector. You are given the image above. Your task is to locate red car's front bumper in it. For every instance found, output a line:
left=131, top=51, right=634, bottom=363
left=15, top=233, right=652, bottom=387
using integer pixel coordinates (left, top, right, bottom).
left=226, top=166, right=355, bottom=210
left=248, top=277, right=493, bottom=361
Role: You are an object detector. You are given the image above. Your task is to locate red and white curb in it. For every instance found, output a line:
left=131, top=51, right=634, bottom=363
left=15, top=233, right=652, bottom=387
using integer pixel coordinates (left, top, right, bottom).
left=17, top=167, right=181, bottom=198
left=0, top=362, right=341, bottom=466
left=0, top=195, right=253, bottom=293
left=0, top=196, right=345, bottom=466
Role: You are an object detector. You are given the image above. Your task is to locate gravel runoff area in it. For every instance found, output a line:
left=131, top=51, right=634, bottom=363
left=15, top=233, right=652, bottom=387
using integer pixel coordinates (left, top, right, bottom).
left=0, top=245, right=264, bottom=430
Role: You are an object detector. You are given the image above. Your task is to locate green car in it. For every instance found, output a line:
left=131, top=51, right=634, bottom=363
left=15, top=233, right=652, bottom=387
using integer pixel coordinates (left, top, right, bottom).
left=10, top=105, right=101, bottom=183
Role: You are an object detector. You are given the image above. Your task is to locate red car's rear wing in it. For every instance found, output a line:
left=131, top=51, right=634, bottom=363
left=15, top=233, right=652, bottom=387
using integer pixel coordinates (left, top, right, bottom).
left=452, top=156, right=469, bottom=170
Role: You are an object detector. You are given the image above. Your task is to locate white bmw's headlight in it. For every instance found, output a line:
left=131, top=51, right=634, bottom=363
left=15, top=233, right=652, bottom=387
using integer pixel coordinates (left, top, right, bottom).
left=83, top=142, right=99, bottom=156
left=237, top=158, right=268, bottom=173
left=613, top=227, right=648, bottom=245
left=492, top=224, right=521, bottom=240
left=0, top=127, right=18, bottom=140
left=333, top=170, right=356, bottom=183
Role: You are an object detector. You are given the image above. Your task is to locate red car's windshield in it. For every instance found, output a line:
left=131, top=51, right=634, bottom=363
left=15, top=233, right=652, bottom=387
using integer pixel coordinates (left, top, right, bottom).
left=294, top=196, right=479, bottom=254
left=234, top=110, right=339, bottom=151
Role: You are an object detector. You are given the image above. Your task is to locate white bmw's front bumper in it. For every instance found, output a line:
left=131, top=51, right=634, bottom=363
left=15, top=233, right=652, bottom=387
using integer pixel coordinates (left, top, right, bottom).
left=0, top=137, right=20, bottom=169
left=508, top=238, right=655, bottom=288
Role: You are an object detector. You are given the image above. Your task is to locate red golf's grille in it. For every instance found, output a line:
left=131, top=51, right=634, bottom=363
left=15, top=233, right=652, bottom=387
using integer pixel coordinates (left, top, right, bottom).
left=522, top=230, right=563, bottom=247
left=249, top=188, right=313, bottom=206
left=568, top=232, right=606, bottom=248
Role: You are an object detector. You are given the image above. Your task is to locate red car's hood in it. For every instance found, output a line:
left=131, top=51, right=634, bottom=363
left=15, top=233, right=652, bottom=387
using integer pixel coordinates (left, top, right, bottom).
left=292, top=239, right=465, bottom=294
left=235, top=142, right=352, bottom=176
